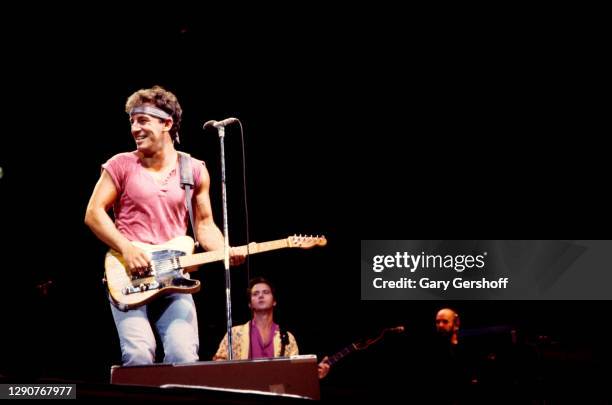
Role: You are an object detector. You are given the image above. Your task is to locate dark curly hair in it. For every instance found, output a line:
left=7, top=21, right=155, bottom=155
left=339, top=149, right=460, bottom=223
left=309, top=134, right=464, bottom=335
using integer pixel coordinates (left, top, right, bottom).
left=125, top=85, right=182, bottom=141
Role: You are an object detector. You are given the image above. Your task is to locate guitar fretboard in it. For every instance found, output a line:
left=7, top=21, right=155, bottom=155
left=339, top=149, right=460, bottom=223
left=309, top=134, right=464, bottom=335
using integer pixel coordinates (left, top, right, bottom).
left=179, top=238, right=290, bottom=270
left=327, top=344, right=357, bottom=366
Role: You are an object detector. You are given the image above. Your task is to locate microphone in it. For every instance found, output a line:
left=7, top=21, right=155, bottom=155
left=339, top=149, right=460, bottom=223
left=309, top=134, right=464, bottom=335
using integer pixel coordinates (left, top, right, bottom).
left=388, top=325, right=405, bottom=333
left=203, top=117, right=239, bottom=129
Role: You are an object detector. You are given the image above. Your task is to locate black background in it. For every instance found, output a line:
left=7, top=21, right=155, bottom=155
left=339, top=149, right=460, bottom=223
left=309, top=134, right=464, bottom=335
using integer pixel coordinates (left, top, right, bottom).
left=1, top=4, right=609, bottom=398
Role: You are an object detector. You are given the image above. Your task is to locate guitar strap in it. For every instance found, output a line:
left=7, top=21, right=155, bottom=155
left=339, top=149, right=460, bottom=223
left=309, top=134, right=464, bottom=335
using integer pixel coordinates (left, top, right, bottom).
left=279, top=325, right=289, bottom=357
left=178, top=151, right=199, bottom=248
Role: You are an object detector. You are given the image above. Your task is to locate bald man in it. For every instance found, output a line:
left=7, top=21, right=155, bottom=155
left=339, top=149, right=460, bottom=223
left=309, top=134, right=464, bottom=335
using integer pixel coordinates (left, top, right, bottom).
left=435, top=308, right=460, bottom=345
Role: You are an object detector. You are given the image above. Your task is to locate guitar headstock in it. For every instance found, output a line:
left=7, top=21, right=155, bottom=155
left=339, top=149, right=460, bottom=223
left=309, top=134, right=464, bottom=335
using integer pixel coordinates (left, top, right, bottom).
left=287, top=234, right=327, bottom=249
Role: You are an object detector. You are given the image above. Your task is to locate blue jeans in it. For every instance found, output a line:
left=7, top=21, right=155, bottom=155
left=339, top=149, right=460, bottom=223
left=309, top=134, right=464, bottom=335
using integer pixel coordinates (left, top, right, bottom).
left=110, top=293, right=199, bottom=366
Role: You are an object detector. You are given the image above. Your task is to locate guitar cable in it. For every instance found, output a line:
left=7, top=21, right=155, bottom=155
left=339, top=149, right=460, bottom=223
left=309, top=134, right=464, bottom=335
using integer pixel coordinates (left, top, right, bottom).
left=236, top=120, right=251, bottom=282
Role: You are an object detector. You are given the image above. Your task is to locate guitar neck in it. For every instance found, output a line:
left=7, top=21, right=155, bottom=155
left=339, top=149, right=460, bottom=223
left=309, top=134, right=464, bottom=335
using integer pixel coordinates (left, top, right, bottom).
left=327, top=344, right=357, bottom=367
left=179, top=238, right=290, bottom=270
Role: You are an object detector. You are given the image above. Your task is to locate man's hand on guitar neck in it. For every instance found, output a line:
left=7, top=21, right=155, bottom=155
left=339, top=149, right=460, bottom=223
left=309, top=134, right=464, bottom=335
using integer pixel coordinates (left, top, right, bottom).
left=229, top=246, right=246, bottom=267
left=318, top=356, right=331, bottom=379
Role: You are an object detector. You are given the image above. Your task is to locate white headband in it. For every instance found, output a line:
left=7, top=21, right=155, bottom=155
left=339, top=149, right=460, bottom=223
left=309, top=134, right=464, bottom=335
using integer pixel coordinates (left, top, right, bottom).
left=129, top=105, right=172, bottom=120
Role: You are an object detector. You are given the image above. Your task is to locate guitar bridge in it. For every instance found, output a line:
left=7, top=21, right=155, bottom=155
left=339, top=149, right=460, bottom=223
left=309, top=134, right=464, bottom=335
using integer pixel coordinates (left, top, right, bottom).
left=122, top=281, right=161, bottom=295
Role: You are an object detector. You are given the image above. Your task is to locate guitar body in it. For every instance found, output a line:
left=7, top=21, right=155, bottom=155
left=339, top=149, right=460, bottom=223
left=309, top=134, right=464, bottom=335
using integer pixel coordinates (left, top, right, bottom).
left=105, top=236, right=199, bottom=311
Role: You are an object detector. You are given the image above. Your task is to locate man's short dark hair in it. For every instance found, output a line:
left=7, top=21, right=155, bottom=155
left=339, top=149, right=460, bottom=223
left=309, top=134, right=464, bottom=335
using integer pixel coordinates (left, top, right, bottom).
left=247, top=277, right=276, bottom=301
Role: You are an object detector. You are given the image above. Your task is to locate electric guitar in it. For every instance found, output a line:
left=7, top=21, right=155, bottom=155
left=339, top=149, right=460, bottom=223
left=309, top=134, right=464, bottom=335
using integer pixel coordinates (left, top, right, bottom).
left=323, top=326, right=405, bottom=368
left=104, top=234, right=327, bottom=310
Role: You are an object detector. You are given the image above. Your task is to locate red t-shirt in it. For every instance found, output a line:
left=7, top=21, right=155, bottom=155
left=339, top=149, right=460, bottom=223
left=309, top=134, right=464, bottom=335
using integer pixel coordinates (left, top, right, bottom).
left=102, top=151, right=204, bottom=245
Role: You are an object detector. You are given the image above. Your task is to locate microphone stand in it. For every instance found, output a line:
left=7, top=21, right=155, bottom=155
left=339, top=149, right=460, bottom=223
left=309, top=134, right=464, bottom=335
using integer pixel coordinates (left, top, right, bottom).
left=217, top=125, right=234, bottom=360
